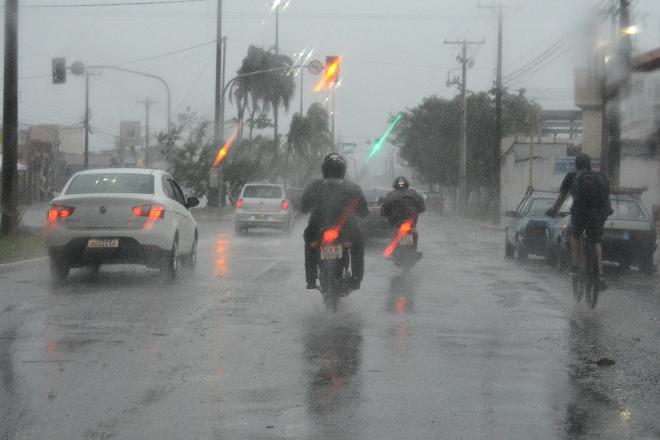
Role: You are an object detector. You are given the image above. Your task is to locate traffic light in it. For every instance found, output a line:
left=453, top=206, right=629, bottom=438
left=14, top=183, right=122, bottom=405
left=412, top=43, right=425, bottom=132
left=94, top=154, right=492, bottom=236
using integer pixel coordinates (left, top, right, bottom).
left=52, top=57, right=66, bottom=84
left=325, top=55, right=340, bottom=86
left=314, top=56, right=342, bottom=92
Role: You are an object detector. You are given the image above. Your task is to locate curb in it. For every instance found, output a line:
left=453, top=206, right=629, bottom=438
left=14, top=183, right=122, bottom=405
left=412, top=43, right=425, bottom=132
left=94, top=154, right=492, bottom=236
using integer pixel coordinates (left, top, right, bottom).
left=0, top=256, right=48, bottom=274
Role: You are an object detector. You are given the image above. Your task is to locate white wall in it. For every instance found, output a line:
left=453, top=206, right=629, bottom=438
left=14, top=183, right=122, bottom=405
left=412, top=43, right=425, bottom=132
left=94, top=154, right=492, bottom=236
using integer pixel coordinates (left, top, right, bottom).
left=620, top=157, right=660, bottom=212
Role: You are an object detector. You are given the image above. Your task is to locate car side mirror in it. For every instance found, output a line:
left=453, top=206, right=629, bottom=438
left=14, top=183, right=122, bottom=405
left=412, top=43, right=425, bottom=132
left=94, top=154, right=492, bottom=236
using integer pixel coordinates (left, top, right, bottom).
left=505, top=210, right=517, bottom=218
left=186, top=196, right=200, bottom=209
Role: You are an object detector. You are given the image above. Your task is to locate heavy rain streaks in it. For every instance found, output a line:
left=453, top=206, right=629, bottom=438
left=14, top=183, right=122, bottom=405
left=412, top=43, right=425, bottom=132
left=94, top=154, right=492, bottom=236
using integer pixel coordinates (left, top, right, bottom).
left=2, top=0, right=660, bottom=438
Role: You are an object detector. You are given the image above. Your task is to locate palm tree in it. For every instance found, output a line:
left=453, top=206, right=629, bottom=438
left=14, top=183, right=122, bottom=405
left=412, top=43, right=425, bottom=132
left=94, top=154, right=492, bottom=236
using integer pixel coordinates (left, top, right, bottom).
left=229, top=46, right=295, bottom=143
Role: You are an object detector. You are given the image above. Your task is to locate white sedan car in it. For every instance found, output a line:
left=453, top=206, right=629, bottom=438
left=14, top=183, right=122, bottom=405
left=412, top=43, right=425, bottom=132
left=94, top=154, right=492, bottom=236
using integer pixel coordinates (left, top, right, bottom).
left=46, top=168, right=199, bottom=281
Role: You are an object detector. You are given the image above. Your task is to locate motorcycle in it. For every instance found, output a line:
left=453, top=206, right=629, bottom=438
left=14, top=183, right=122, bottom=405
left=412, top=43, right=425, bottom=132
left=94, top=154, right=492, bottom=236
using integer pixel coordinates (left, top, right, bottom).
left=390, top=220, right=419, bottom=271
left=313, top=227, right=354, bottom=311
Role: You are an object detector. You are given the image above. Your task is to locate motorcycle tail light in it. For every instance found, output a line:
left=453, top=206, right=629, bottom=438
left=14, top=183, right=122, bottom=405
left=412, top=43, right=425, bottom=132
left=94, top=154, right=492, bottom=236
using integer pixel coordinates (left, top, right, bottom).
left=132, top=204, right=165, bottom=219
left=400, top=222, right=412, bottom=233
left=236, top=198, right=244, bottom=208
left=281, top=199, right=289, bottom=210
left=322, top=228, right=339, bottom=244
left=47, top=205, right=75, bottom=223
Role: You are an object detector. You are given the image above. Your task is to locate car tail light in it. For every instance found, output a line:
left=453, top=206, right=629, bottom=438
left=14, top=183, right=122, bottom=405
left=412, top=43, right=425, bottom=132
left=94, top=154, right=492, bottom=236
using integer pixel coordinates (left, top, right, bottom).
left=47, top=205, right=75, bottom=223
left=236, top=198, right=244, bottom=208
left=281, top=199, right=289, bottom=210
left=132, top=204, right=165, bottom=219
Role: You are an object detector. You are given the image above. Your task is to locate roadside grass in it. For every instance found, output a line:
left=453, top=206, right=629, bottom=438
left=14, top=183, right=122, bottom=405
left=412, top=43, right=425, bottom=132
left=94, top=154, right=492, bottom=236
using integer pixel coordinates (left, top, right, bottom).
left=0, top=230, right=46, bottom=264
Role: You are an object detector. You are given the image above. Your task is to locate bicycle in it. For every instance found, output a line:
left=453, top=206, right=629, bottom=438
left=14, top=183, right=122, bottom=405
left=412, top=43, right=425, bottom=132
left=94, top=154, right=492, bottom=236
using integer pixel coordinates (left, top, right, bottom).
left=572, top=231, right=600, bottom=309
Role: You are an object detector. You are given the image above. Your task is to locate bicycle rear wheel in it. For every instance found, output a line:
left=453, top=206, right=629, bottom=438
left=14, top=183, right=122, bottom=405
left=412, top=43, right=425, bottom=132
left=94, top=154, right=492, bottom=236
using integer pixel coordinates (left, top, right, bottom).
left=584, top=242, right=599, bottom=309
left=572, top=274, right=584, bottom=303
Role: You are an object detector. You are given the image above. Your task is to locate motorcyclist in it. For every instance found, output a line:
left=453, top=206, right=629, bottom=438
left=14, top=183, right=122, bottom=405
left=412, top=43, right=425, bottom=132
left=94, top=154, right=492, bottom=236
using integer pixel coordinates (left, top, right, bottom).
left=381, top=176, right=426, bottom=257
left=300, top=153, right=369, bottom=290
left=546, top=153, right=611, bottom=290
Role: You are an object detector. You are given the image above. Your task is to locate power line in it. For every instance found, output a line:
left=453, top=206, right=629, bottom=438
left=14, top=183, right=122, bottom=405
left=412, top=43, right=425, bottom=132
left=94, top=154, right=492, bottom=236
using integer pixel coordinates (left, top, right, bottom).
left=117, top=40, right=215, bottom=66
left=21, top=0, right=205, bottom=8
left=503, top=0, right=612, bottom=85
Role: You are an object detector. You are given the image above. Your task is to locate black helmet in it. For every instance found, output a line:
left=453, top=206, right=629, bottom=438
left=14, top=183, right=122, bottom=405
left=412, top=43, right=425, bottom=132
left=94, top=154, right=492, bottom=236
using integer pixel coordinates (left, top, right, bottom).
left=393, top=176, right=410, bottom=190
left=575, top=153, right=592, bottom=171
left=321, top=152, right=347, bottom=179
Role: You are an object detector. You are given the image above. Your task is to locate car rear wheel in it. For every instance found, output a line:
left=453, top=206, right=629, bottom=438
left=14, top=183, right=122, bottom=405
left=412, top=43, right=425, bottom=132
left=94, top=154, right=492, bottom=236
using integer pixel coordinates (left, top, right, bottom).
left=235, top=223, right=247, bottom=235
left=639, top=253, right=654, bottom=274
left=545, top=244, right=557, bottom=267
left=161, top=236, right=180, bottom=279
left=184, top=236, right=197, bottom=271
left=50, top=257, right=70, bottom=283
left=514, top=237, right=527, bottom=262
left=505, top=234, right=514, bottom=258
left=557, top=239, right=569, bottom=271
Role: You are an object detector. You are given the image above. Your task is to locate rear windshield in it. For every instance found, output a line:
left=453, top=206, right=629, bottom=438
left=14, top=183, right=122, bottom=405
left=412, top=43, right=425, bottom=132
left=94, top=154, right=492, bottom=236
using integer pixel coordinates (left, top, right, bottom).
left=527, top=198, right=554, bottom=217
left=242, top=185, right=282, bottom=199
left=66, top=173, right=154, bottom=195
left=610, top=199, right=646, bottom=220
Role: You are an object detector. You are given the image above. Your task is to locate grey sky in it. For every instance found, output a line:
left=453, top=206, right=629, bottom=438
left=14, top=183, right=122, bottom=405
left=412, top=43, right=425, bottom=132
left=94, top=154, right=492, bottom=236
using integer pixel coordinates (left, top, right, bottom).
left=3, top=0, right=660, bottom=158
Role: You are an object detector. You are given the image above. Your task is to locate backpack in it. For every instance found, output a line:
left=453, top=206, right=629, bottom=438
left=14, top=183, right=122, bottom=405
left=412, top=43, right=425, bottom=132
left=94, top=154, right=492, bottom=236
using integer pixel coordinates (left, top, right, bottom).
left=573, top=170, right=608, bottom=212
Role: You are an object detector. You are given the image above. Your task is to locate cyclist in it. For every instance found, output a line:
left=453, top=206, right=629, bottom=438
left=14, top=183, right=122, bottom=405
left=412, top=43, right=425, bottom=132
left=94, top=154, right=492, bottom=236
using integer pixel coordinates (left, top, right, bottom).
left=381, top=176, right=426, bottom=258
left=300, top=153, right=369, bottom=290
left=546, top=153, right=611, bottom=290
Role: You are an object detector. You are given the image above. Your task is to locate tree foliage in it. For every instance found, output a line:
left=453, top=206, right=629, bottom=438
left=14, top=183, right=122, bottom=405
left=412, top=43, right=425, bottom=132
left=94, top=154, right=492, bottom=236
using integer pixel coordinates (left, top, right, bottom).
left=230, top=45, right=295, bottom=141
left=393, top=90, right=539, bottom=190
left=158, top=112, right=214, bottom=196
left=286, top=102, right=333, bottom=185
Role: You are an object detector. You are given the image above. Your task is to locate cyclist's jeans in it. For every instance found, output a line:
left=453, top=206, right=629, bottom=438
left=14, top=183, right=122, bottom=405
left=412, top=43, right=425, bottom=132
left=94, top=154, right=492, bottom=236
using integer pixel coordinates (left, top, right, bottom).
left=304, top=225, right=365, bottom=285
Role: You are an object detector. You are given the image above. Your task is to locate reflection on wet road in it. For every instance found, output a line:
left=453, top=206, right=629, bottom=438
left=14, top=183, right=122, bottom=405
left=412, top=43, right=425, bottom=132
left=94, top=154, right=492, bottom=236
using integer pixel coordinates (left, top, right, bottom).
left=1, top=214, right=659, bottom=439
left=304, top=313, right=363, bottom=439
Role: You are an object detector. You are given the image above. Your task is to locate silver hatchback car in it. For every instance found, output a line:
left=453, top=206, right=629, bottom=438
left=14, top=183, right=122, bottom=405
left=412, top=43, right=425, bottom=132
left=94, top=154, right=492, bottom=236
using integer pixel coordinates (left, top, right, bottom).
left=234, top=183, right=293, bottom=234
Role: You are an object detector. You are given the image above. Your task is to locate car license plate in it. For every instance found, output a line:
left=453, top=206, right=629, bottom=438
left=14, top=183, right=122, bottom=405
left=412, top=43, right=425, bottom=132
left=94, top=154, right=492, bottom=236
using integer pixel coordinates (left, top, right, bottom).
left=320, top=244, right=342, bottom=260
left=605, top=230, right=625, bottom=240
left=87, top=238, right=119, bottom=249
left=400, top=234, right=414, bottom=245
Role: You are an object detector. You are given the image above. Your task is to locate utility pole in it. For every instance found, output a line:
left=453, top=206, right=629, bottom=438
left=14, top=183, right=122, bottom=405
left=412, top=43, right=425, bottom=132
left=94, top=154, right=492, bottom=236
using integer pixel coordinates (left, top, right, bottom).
left=212, top=0, right=223, bottom=207
left=84, top=71, right=90, bottom=169
left=445, top=38, right=485, bottom=214
left=273, top=2, right=282, bottom=144
left=138, top=98, right=157, bottom=168
left=606, top=0, right=632, bottom=187
left=1, top=0, right=18, bottom=236
left=479, top=1, right=508, bottom=220
left=331, top=90, right=336, bottom=150
left=527, top=108, right=537, bottom=191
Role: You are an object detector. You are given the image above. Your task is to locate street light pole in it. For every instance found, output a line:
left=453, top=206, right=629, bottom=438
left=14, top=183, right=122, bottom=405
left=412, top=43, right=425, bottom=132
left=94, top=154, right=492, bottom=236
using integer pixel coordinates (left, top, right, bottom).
left=84, top=71, right=90, bottom=169
left=299, top=69, right=304, bottom=115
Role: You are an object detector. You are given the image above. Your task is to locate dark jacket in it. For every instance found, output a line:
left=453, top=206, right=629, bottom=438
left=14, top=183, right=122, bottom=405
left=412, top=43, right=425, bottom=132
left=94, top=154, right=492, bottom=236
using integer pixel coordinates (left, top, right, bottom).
left=381, top=188, right=426, bottom=227
left=300, top=178, right=369, bottom=231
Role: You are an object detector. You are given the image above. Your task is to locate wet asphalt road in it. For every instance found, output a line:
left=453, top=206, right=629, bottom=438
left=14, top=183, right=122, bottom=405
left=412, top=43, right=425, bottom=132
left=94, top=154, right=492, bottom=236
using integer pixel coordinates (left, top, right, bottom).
left=1, top=213, right=659, bottom=439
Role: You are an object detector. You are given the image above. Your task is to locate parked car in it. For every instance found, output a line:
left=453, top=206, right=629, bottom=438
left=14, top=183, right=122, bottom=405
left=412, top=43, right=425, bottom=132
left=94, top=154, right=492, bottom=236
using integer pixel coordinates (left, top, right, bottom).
left=46, top=168, right=199, bottom=282
left=234, top=183, right=293, bottom=234
left=505, top=191, right=556, bottom=261
left=358, top=188, right=391, bottom=237
left=545, top=193, right=657, bottom=272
